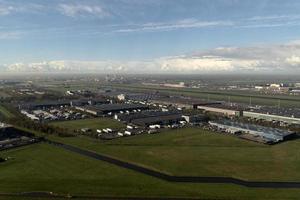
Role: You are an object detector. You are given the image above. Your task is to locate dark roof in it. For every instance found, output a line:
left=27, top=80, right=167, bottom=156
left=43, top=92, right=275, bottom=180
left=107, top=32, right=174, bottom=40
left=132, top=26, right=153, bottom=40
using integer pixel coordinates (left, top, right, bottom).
left=132, top=114, right=183, bottom=126
left=117, top=110, right=181, bottom=122
left=85, top=104, right=148, bottom=112
left=151, top=97, right=220, bottom=106
left=20, top=100, right=71, bottom=109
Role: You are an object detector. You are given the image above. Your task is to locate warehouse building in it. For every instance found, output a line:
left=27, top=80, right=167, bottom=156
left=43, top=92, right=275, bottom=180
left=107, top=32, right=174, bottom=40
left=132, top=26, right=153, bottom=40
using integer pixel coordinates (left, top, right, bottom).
left=75, top=104, right=149, bottom=116
left=0, top=123, right=34, bottom=140
left=243, top=111, right=300, bottom=125
left=209, top=120, right=295, bottom=144
left=19, top=100, right=71, bottom=110
left=115, top=110, right=180, bottom=122
left=115, top=110, right=184, bottom=127
left=182, top=114, right=207, bottom=125
left=70, top=98, right=109, bottom=107
left=150, top=97, right=220, bottom=109
left=131, top=114, right=184, bottom=127
left=197, top=104, right=242, bottom=117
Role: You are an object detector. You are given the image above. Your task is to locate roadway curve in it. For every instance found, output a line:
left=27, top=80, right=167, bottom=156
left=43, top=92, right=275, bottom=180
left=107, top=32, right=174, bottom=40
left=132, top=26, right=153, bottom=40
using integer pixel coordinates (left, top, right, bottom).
left=46, top=140, right=300, bottom=188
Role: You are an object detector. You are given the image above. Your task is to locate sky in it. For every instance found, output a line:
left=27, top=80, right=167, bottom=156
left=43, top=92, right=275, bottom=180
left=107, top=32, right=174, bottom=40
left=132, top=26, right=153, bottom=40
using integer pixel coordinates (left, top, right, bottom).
left=1, top=0, right=300, bottom=73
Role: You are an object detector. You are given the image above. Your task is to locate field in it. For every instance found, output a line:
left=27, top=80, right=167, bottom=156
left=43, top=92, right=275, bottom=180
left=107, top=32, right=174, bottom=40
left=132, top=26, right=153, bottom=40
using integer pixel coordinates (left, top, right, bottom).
left=50, top=118, right=125, bottom=132
left=0, top=105, right=15, bottom=119
left=1, top=143, right=300, bottom=199
left=0, top=91, right=11, bottom=99
left=48, top=127, right=300, bottom=182
left=107, top=84, right=300, bottom=108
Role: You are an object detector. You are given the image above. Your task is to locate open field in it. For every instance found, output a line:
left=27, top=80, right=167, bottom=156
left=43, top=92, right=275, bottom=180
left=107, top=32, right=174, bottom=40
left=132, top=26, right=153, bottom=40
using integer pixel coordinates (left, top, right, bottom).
left=48, top=127, right=300, bottom=182
left=0, top=91, right=11, bottom=98
left=0, top=105, right=15, bottom=119
left=1, top=143, right=300, bottom=199
left=50, top=118, right=125, bottom=132
left=107, top=84, right=300, bottom=108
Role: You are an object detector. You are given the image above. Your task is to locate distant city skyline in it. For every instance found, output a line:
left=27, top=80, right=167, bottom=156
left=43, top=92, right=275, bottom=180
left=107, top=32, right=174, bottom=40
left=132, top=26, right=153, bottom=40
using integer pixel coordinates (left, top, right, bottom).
left=1, top=0, right=300, bottom=73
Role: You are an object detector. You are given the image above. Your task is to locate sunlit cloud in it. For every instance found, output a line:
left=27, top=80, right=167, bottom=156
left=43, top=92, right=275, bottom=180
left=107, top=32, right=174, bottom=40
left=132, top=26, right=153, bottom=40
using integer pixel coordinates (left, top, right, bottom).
left=58, top=3, right=110, bottom=18
left=5, top=40, right=300, bottom=73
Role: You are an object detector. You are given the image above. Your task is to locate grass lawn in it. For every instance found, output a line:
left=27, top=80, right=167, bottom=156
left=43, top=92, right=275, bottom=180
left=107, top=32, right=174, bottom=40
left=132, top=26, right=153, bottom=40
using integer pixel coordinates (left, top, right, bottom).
left=1, top=143, right=300, bottom=199
left=48, top=127, right=300, bottom=182
left=50, top=118, right=125, bottom=132
left=0, top=105, right=15, bottom=119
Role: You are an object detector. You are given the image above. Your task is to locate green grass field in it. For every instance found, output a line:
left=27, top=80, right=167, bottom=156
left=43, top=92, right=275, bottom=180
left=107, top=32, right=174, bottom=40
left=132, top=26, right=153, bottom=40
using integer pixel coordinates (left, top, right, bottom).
left=0, top=105, right=15, bottom=119
left=1, top=143, right=300, bottom=199
left=107, top=84, right=300, bottom=108
left=48, top=127, right=300, bottom=182
left=50, top=118, right=125, bottom=133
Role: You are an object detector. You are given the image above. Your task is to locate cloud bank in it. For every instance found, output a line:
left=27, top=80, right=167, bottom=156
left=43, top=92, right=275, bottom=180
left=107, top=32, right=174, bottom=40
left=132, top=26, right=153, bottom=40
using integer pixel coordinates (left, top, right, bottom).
left=3, top=41, right=300, bottom=74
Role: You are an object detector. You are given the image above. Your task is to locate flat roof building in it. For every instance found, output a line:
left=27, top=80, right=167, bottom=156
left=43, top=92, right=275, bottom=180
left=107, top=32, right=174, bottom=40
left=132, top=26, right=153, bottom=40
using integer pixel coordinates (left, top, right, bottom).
left=131, top=114, right=183, bottom=127
left=209, top=120, right=295, bottom=144
left=76, top=103, right=149, bottom=116
left=243, top=111, right=300, bottom=125
left=198, top=104, right=242, bottom=117
left=70, top=98, right=109, bottom=107
left=150, top=97, right=220, bottom=109
left=19, top=100, right=71, bottom=110
left=115, top=110, right=184, bottom=127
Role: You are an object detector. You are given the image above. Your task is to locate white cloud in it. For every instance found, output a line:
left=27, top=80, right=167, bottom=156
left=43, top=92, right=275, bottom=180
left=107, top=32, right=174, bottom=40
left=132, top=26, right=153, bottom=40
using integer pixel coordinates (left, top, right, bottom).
left=0, top=5, right=14, bottom=15
left=115, top=19, right=233, bottom=33
left=5, top=41, right=300, bottom=74
left=58, top=3, right=109, bottom=18
left=0, top=2, right=43, bottom=16
left=158, top=56, right=261, bottom=72
left=286, top=56, right=300, bottom=66
left=5, top=60, right=158, bottom=73
left=0, top=31, right=22, bottom=39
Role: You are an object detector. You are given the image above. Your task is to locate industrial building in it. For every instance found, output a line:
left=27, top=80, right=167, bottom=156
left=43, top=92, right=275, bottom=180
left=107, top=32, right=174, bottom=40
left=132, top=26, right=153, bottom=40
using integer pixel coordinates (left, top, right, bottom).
left=197, top=103, right=300, bottom=125
left=0, top=123, right=38, bottom=150
left=75, top=103, right=149, bottom=116
left=19, top=100, right=71, bottom=110
left=117, top=93, right=163, bottom=102
left=209, top=120, right=295, bottom=144
left=70, top=98, right=109, bottom=107
left=115, top=110, right=179, bottom=122
left=182, top=114, right=207, bottom=124
left=197, top=104, right=242, bottom=117
left=131, top=114, right=183, bottom=127
left=150, top=97, right=220, bottom=109
left=243, top=111, right=300, bottom=125
left=115, top=110, right=184, bottom=127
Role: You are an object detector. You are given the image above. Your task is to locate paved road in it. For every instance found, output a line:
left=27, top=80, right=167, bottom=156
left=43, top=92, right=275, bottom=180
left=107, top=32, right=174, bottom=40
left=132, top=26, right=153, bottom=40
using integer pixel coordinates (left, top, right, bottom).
left=47, top=140, right=300, bottom=188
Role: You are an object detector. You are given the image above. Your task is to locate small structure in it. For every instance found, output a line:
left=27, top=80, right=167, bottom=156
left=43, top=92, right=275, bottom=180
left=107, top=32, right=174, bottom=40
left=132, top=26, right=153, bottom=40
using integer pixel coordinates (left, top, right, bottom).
left=81, top=128, right=91, bottom=133
left=182, top=114, right=207, bottom=125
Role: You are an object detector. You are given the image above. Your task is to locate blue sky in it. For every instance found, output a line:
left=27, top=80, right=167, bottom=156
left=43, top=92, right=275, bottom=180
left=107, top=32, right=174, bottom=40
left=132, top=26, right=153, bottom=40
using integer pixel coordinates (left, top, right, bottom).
left=1, top=0, right=300, bottom=73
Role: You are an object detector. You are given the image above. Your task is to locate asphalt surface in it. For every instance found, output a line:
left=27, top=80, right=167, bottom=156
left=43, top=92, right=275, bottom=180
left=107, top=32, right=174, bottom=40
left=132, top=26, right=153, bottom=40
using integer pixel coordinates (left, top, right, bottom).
left=46, top=140, right=300, bottom=188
